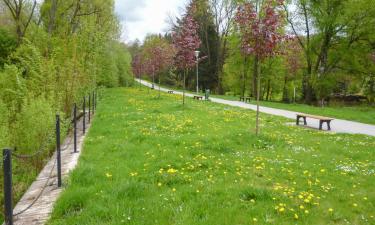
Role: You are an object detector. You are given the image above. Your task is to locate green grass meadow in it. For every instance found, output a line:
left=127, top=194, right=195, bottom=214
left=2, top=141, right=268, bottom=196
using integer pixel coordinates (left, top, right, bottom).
left=48, top=88, right=375, bottom=225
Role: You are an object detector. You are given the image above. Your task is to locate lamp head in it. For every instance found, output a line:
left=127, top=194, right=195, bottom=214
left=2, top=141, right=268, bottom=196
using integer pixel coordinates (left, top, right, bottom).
left=195, top=50, right=200, bottom=58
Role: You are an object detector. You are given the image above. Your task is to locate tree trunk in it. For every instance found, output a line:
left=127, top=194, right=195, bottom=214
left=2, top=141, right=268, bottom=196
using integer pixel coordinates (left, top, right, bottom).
left=282, top=76, right=289, bottom=102
left=48, top=0, right=58, bottom=35
left=266, top=79, right=271, bottom=101
left=302, top=72, right=313, bottom=104
left=183, top=70, right=186, bottom=105
left=158, top=74, right=161, bottom=98
left=241, top=70, right=246, bottom=97
left=252, top=56, right=259, bottom=98
left=255, top=61, right=261, bottom=136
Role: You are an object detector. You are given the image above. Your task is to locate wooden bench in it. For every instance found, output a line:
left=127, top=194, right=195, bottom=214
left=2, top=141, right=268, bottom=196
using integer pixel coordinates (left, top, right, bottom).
left=193, top=95, right=203, bottom=100
left=296, top=113, right=334, bottom=130
left=167, top=90, right=174, bottom=94
left=240, top=96, right=252, bottom=103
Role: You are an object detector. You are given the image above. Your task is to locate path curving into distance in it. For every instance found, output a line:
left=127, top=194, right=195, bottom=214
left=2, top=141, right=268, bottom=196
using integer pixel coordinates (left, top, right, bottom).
left=136, top=79, right=375, bottom=137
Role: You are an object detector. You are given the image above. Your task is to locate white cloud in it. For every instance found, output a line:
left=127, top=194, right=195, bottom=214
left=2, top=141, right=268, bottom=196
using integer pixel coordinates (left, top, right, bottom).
left=115, top=0, right=188, bottom=43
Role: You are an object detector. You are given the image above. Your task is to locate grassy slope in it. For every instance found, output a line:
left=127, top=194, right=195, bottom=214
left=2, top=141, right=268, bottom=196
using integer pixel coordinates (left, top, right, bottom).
left=49, top=88, right=375, bottom=225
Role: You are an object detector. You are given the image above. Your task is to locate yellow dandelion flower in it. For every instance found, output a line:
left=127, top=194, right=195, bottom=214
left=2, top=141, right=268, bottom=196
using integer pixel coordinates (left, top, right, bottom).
left=157, top=182, right=162, bottom=187
left=328, top=208, right=333, bottom=212
left=253, top=218, right=257, bottom=222
left=279, top=207, right=285, bottom=212
left=105, top=173, right=112, bottom=178
left=167, top=168, right=178, bottom=174
left=299, top=205, right=304, bottom=209
left=172, top=188, right=176, bottom=192
left=304, top=210, right=309, bottom=214
left=294, top=214, right=299, bottom=219
left=353, top=203, right=358, bottom=207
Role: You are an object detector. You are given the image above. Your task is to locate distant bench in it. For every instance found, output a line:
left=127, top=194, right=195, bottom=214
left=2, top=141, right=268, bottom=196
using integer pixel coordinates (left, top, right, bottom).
left=296, top=113, right=334, bottom=130
left=193, top=95, right=203, bottom=100
left=240, top=96, right=252, bottom=103
left=167, top=90, right=174, bottom=94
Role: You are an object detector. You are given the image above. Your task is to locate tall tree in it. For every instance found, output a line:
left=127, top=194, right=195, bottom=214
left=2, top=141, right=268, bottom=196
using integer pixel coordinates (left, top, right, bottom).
left=282, top=37, right=303, bottom=102
left=2, top=0, right=37, bottom=44
left=209, top=0, right=237, bottom=94
left=143, top=35, right=175, bottom=97
left=191, top=0, right=219, bottom=92
left=235, top=0, right=285, bottom=135
left=173, top=3, right=201, bottom=105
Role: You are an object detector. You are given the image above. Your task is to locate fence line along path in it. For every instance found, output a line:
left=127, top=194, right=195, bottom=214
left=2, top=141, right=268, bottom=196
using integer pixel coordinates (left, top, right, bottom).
left=136, top=79, right=375, bottom=137
left=10, top=118, right=91, bottom=225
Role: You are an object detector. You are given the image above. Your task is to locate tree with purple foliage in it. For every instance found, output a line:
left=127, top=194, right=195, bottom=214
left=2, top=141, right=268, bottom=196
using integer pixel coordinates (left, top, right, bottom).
left=143, top=35, right=175, bottom=97
left=235, top=0, right=285, bottom=135
left=172, top=2, right=201, bottom=105
left=132, top=54, right=143, bottom=89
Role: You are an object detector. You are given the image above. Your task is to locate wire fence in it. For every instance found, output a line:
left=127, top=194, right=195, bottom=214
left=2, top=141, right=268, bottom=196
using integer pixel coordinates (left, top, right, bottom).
left=1, top=90, right=98, bottom=225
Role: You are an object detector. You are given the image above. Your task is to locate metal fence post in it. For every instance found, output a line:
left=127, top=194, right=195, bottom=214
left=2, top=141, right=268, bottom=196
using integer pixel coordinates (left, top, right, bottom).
left=88, top=93, right=91, bottom=123
left=74, top=104, right=77, bottom=153
left=83, top=97, right=86, bottom=134
left=3, top=148, right=13, bottom=225
left=56, top=115, right=62, bottom=187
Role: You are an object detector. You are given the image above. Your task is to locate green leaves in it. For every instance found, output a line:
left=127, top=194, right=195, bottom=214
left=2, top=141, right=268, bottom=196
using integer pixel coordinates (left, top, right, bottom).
left=0, top=28, right=17, bottom=68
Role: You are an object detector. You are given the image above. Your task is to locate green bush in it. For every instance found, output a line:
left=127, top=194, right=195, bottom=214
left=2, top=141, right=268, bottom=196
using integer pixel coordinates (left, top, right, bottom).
left=0, top=28, right=17, bottom=68
left=13, top=97, right=56, bottom=154
left=0, top=64, right=26, bottom=113
left=0, top=100, right=9, bottom=147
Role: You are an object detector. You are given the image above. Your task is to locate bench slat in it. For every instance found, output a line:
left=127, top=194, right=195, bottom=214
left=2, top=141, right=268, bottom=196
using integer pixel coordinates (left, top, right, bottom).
left=296, top=113, right=334, bottom=121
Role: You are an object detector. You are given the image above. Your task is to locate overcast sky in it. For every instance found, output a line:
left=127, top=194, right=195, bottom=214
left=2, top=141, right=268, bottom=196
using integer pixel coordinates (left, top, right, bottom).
left=115, top=0, right=188, bottom=43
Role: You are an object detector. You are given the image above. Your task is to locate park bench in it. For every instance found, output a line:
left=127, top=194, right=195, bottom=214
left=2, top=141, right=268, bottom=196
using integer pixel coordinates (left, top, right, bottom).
left=240, top=96, right=252, bottom=103
left=167, top=90, right=174, bottom=94
left=296, top=113, right=334, bottom=130
left=193, top=95, right=203, bottom=100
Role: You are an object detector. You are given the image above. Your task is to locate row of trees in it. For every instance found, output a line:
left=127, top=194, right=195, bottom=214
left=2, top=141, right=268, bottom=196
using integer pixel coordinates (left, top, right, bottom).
left=131, top=0, right=375, bottom=105
left=0, top=0, right=133, bottom=153
left=131, top=3, right=201, bottom=104
left=225, top=0, right=375, bottom=105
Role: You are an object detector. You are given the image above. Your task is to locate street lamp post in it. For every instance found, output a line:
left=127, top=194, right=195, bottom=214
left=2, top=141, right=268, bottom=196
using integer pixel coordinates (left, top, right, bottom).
left=195, top=50, right=200, bottom=94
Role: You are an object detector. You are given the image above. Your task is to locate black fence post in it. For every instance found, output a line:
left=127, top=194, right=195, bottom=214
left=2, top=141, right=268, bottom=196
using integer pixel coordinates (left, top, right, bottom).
left=74, top=104, right=77, bottom=153
left=56, top=115, right=62, bottom=187
left=3, top=148, right=13, bottom=225
left=83, top=97, right=86, bottom=134
left=88, top=94, right=91, bottom=123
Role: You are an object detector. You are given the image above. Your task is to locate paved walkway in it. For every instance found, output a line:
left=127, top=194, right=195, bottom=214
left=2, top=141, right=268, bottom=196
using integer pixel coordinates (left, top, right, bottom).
left=137, top=79, right=375, bottom=137
left=8, top=116, right=92, bottom=225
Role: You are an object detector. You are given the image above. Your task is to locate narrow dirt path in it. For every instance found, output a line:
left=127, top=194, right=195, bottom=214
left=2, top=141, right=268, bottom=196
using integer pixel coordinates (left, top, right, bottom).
left=137, top=79, right=375, bottom=137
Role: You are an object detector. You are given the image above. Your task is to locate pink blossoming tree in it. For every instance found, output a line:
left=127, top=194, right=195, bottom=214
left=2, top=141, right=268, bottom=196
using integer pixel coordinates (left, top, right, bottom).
left=173, top=3, right=201, bottom=105
left=143, top=37, right=175, bottom=97
left=235, top=0, right=285, bottom=135
left=132, top=53, right=143, bottom=89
